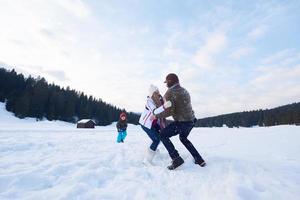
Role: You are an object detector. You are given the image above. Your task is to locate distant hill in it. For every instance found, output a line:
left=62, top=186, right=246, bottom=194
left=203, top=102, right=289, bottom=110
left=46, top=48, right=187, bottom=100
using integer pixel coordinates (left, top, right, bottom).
left=0, top=67, right=139, bottom=125
left=196, top=103, right=300, bottom=128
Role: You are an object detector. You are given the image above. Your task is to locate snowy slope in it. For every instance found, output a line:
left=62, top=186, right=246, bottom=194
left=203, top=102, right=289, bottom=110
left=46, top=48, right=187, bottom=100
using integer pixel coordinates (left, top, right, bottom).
left=0, top=103, right=74, bottom=130
left=0, top=102, right=299, bottom=200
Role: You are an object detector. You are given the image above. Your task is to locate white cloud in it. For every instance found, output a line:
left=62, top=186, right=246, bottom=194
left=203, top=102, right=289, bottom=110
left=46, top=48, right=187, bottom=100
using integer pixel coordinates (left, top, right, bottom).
left=57, top=0, right=90, bottom=18
left=230, top=47, right=254, bottom=59
left=247, top=25, right=268, bottom=40
left=193, top=30, right=227, bottom=70
left=191, top=49, right=300, bottom=118
left=253, top=49, right=300, bottom=92
left=247, top=64, right=300, bottom=110
left=261, top=49, right=300, bottom=65
left=0, top=0, right=299, bottom=118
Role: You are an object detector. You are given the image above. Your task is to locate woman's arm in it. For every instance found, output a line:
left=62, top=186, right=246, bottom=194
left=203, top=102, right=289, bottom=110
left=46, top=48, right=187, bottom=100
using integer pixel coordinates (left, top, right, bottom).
left=146, top=98, right=157, bottom=112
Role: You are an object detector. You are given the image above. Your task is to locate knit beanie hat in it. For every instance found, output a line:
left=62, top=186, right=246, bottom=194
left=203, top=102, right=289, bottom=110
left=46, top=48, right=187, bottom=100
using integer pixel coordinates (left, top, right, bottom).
left=120, top=112, right=126, bottom=119
left=148, top=84, right=159, bottom=97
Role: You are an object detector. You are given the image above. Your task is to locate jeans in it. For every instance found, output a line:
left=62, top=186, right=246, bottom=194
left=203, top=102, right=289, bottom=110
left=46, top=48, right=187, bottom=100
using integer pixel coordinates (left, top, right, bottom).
left=160, top=120, right=203, bottom=161
left=141, top=125, right=160, bottom=151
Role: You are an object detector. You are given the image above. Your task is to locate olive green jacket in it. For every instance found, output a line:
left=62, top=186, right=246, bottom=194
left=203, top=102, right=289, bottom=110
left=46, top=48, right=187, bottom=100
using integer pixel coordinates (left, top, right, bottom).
left=155, top=84, right=195, bottom=122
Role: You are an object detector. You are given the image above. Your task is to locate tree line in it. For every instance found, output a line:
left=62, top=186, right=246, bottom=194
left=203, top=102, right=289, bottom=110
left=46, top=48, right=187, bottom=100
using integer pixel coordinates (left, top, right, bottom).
left=1, top=67, right=299, bottom=128
left=0, top=67, right=139, bottom=125
left=195, top=103, right=300, bottom=128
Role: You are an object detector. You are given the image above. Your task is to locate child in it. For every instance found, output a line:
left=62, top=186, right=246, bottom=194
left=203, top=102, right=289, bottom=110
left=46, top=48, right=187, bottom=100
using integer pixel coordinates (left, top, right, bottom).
left=116, top=112, right=128, bottom=143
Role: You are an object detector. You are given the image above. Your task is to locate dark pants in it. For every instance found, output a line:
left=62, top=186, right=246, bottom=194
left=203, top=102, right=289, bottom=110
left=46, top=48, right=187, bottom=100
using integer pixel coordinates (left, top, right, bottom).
left=141, top=125, right=160, bottom=151
left=160, top=120, right=203, bottom=161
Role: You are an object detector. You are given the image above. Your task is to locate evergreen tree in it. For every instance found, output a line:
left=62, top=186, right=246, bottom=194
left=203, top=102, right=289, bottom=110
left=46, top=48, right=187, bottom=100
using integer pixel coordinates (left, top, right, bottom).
left=0, top=67, right=140, bottom=125
left=196, top=103, right=300, bottom=127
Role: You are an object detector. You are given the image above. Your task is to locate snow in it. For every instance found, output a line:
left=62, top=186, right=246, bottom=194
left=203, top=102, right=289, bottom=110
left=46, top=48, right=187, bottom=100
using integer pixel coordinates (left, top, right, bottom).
left=77, top=119, right=95, bottom=124
left=0, top=102, right=299, bottom=200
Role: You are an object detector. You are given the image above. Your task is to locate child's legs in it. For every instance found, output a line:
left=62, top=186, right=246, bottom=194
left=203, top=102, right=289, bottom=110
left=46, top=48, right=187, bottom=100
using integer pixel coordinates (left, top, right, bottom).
left=121, top=130, right=127, bottom=140
left=117, top=132, right=123, bottom=142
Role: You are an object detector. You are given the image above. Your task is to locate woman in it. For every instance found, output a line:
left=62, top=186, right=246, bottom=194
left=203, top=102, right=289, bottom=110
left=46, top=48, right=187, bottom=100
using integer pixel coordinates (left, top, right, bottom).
left=139, top=84, right=166, bottom=164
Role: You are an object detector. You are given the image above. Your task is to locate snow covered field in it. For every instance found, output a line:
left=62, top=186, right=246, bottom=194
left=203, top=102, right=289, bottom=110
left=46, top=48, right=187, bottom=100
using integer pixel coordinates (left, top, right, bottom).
left=0, top=103, right=299, bottom=200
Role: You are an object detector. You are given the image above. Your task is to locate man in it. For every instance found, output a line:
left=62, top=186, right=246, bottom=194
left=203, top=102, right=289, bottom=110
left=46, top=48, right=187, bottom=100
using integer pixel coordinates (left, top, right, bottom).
left=153, top=73, right=206, bottom=170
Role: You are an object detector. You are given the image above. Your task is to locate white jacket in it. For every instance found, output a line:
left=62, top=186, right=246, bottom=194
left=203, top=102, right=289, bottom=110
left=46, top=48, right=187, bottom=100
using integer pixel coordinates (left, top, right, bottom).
left=139, top=97, right=157, bottom=129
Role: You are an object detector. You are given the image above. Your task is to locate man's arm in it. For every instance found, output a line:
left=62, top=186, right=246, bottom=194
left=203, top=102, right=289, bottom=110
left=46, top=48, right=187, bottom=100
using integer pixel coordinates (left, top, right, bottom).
left=153, top=91, right=173, bottom=119
left=153, top=101, right=171, bottom=115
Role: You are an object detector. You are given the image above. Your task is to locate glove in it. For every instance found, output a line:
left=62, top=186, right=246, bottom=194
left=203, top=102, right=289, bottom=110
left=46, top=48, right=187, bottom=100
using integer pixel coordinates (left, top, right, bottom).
left=153, top=101, right=172, bottom=115
left=163, top=101, right=172, bottom=109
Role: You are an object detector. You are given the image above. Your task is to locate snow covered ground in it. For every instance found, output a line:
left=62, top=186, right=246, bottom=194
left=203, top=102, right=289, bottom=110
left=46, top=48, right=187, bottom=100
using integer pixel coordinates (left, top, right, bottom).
left=0, top=102, right=299, bottom=200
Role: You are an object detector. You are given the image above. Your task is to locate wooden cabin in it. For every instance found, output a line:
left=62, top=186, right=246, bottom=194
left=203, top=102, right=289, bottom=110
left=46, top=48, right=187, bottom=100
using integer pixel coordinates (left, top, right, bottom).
left=77, top=119, right=96, bottom=128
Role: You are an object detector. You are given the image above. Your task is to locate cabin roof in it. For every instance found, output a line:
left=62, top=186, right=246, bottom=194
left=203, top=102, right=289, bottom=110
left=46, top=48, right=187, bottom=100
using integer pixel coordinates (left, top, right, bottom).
left=77, top=119, right=95, bottom=124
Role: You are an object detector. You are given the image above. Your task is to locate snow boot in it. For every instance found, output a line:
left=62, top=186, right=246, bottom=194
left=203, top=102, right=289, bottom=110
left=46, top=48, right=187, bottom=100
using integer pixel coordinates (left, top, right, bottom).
left=167, top=156, right=184, bottom=170
left=143, top=148, right=156, bottom=165
left=195, top=159, right=206, bottom=167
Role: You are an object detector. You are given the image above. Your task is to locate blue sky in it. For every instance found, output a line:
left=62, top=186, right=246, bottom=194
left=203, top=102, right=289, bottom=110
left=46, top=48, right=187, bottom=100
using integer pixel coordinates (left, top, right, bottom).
left=0, top=0, right=299, bottom=118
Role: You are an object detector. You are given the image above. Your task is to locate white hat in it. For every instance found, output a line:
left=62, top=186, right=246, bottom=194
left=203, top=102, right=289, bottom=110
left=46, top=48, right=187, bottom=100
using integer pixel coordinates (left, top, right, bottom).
left=149, top=84, right=159, bottom=97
